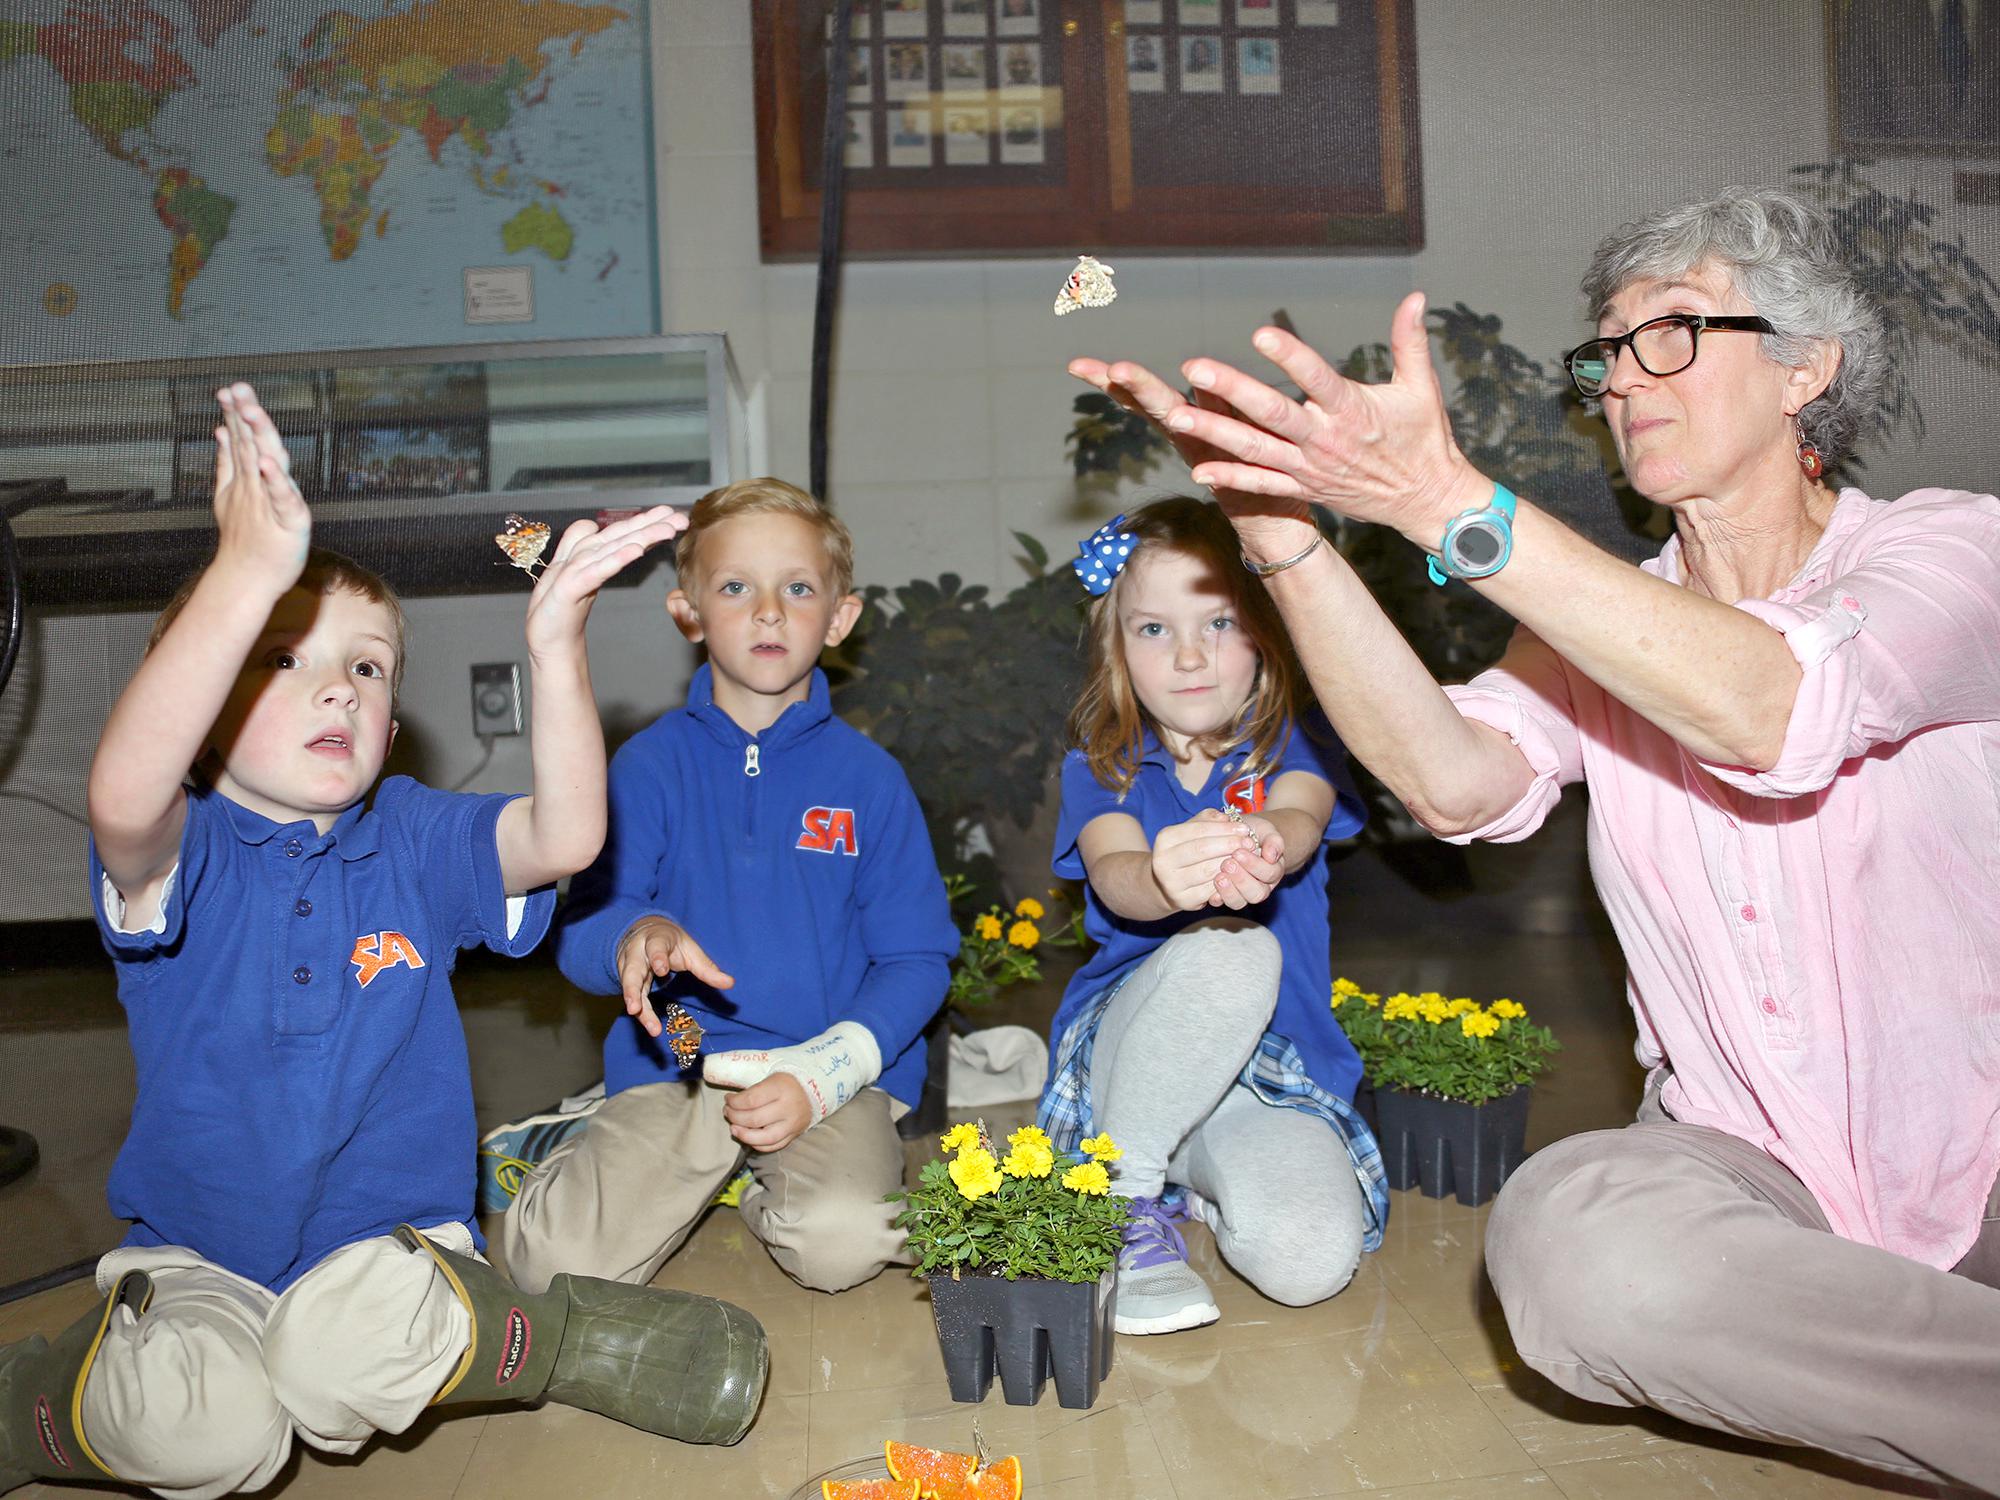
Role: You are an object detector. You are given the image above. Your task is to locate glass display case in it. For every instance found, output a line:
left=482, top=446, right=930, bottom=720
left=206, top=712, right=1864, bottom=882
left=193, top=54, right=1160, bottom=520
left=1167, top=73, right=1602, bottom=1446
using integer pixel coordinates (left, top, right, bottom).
left=0, top=333, right=743, bottom=608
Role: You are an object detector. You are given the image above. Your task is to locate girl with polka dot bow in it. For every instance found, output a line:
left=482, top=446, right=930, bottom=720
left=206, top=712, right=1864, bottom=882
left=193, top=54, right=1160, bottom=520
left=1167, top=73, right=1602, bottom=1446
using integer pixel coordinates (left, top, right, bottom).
left=1039, top=497, right=1383, bottom=1337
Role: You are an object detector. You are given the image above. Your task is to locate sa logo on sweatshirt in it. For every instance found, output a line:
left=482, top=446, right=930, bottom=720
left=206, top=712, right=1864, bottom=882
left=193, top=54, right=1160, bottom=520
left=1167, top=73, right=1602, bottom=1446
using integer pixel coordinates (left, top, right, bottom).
left=1223, top=775, right=1266, bottom=815
left=350, top=931, right=426, bottom=987
left=796, top=806, right=859, bottom=856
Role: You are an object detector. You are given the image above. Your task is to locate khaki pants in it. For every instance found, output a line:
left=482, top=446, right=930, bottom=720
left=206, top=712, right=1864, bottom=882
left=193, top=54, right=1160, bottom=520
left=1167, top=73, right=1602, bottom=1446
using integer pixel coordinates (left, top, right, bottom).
left=501, top=1078, right=910, bottom=1297
left=77, top=1223, right=475, bottom=1500
left=1485, top=1075, right=2000, bottom=1491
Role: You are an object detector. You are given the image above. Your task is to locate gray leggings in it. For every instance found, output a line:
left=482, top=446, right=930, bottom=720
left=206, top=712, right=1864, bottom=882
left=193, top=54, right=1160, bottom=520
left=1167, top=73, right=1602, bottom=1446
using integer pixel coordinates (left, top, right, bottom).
left=1091, top=920, right=1365, bottom=1307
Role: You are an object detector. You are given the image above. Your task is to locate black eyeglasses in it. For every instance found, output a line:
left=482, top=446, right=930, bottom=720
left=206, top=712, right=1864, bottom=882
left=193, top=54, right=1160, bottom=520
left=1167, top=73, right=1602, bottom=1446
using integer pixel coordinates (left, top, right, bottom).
left=1563, top=314, right=1774, bottom=398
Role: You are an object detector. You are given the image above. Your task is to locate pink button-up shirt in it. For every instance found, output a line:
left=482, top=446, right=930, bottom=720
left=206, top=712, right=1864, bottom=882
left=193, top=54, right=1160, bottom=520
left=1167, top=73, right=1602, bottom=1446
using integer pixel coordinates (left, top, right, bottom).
left=1444, top=487, right=2000, bottom=1269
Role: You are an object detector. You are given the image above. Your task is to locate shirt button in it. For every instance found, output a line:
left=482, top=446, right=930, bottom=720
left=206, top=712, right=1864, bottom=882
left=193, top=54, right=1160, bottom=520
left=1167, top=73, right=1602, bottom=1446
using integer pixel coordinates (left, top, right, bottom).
left=1760, top=995, right=1779, bottom=1015
left=284, top=838, right=303, bottom=858
left=1739, top=904, right=1757, bottom=922
left=294, top=898, right=312, bottom=917
left=292, top=965, right=311, bottom=985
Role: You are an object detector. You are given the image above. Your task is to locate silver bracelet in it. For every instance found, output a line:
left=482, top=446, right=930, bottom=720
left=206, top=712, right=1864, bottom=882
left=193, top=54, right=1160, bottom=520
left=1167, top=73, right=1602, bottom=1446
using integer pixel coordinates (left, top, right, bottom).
left=1241, top=532, right=1325, bottom=578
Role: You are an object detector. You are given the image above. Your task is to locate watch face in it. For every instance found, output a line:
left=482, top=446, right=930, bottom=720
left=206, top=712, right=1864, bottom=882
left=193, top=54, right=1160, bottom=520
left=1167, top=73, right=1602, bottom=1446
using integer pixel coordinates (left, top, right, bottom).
left=1450, top=520, right=1505, bottom=571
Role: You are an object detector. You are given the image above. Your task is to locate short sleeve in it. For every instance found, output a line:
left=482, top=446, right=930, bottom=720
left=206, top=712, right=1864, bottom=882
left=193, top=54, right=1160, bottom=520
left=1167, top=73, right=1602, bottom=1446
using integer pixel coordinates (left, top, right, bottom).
left=1272, top=714, right=1368, bottom=841
left=1051, top=751, right=1130, bottom=880
left=374, top=778, right=554, bottom=956
left=1695, top=492, right=2000, bottom=798
left=88, top=785, right=212, bottom=957
left=1439, top=626, right=1586, bottom=845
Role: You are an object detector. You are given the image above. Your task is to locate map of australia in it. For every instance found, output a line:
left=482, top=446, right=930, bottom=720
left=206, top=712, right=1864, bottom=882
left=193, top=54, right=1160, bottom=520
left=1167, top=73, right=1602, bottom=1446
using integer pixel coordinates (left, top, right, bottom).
left=0, top=0, right=654, bottom=363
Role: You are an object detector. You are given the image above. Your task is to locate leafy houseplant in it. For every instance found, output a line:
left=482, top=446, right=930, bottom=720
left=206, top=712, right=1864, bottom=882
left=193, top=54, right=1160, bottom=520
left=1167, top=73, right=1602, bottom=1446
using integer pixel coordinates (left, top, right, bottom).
left=1333, top=978, right=1560, bottom=1206
left=942, top=879, right=1083, bottom=1013
left=890, top=1123, right=1128, bottom=1409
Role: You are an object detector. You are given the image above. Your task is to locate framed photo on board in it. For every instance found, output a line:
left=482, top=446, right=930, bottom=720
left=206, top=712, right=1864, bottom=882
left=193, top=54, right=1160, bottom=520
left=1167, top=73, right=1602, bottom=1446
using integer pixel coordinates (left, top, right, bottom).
left=754, top=0, right=1422, bottom=255
left=1827, top=0, right=2000, bottom=154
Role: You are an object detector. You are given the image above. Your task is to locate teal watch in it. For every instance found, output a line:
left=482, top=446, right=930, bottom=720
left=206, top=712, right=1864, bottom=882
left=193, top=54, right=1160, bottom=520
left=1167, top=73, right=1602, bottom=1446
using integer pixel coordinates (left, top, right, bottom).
left=1427, top=483, right=1517, bottom=586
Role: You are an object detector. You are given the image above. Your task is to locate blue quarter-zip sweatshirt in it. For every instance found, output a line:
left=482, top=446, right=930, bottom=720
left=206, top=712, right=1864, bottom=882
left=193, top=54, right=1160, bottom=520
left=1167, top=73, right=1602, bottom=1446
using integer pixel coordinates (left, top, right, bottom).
left=556, top=665, right=957, bottom=1107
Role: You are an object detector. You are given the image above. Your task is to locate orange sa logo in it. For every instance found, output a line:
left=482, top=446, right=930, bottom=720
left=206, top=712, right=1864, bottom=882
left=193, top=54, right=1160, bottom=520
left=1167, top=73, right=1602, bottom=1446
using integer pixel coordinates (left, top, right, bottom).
left=796, top=806, right=859, bottom=856
left=350, top=931, right=426, bottom=988
left=1223, top=775, right=1266, bottom=815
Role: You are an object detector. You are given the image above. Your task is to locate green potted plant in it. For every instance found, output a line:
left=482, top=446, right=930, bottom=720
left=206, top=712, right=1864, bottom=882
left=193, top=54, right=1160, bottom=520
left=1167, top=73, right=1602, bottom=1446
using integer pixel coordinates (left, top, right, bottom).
left=1334, top=978, right=1560, bottom=1206
left=890, top=1122, right=1129, bottom=1409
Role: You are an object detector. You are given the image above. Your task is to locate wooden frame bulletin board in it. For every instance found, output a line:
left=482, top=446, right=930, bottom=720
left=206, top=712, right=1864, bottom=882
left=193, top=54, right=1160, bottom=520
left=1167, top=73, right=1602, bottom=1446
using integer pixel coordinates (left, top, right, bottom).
left=754, top=0, right=1422, bottom=256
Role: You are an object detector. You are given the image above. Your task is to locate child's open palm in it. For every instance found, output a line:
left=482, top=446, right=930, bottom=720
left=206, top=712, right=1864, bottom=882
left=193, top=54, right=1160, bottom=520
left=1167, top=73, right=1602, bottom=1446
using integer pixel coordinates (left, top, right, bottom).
left=212, top=383, right=311, bottom=587
left=523, top=507, right=689, bottom=657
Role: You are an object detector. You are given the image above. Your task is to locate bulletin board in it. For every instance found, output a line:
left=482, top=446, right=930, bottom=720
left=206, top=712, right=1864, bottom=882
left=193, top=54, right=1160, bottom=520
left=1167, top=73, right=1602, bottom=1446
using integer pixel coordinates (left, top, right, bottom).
left=754, top=0, right=1422, bottom=256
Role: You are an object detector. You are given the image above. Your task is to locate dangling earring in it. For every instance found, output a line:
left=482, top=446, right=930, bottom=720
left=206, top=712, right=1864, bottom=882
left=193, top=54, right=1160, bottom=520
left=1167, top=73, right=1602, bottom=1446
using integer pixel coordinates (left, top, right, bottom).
left=1794, top=415, right=1825, bottom=481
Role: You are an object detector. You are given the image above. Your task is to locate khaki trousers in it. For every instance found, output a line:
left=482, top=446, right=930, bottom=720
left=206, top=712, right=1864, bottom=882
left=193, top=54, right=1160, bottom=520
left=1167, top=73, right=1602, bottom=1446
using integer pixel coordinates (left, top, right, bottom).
left=1485, top=1076, right=2000, bottom=1492
left=501, top=1078, right=910, bottom=1297
left=77, top=1223, right=475, bottom=1500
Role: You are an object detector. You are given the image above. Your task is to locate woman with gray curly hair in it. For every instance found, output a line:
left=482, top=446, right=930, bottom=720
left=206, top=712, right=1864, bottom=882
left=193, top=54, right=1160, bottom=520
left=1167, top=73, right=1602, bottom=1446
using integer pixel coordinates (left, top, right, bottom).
left=1068, top=185, right=2000, bottom=1488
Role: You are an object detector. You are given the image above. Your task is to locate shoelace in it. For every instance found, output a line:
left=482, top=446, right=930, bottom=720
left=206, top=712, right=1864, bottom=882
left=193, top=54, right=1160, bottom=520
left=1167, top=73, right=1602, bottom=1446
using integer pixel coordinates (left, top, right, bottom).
left=1119, top=1195, right=1190, bottom=1271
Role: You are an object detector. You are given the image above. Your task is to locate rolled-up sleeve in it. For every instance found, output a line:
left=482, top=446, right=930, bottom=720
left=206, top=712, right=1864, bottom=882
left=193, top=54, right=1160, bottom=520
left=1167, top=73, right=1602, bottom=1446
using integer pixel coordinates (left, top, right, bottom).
left=1697, top=492, right=2000, bottom=798
left=1439, top=627, right=1586, bottom=845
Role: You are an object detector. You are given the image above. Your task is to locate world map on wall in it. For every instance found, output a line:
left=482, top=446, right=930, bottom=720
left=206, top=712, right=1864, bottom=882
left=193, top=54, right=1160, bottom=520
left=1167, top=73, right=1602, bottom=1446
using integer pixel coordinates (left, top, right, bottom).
left=0, top=0, right=657, bottom=365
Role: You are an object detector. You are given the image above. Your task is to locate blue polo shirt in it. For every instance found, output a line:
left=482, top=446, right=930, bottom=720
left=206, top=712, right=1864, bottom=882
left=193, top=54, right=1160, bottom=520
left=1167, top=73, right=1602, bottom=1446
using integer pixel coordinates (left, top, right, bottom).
left=1051, top=718, right=1368, bottom=1103
left=88, top=778, right=554, bottom=1292
left=556, top=665, right=956, bottom=1108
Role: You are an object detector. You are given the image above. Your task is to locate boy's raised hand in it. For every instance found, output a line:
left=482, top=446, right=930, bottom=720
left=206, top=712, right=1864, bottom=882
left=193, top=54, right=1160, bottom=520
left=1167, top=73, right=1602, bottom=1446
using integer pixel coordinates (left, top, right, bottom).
left=212, top=383, right=311, bottom=593
left=522, top=506, right=689, bottom=657
left=1151, top=808, right=1263, bottom=911
left=616, top=915, right=734, bottom=1037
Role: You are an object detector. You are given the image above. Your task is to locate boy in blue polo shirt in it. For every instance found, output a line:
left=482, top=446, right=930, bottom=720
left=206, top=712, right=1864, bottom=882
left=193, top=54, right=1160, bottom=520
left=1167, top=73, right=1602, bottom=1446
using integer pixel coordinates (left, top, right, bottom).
left=0, top=386, right=766, bottom=1499
left=493, top=478, right=956, bottom=1298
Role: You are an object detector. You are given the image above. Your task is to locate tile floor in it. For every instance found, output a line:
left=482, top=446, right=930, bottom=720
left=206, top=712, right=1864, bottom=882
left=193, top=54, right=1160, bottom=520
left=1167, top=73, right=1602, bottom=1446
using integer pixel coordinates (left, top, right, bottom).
left=0, top=912, right=1950, bottom=1500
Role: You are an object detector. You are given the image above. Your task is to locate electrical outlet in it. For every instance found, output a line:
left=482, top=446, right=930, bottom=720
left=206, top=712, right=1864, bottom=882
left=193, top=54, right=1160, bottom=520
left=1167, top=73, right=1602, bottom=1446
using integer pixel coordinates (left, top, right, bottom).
left=470, top=662, right=523, bottom=737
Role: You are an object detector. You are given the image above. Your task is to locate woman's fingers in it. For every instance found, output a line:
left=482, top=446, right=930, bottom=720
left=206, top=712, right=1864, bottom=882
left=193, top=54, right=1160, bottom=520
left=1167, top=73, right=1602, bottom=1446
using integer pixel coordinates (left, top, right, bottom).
left=1183, top=354, right=1320, bottom=446
left=1188, top=459, right=1308, bottom=500
left=1160, top=397, right=1308, bottom=476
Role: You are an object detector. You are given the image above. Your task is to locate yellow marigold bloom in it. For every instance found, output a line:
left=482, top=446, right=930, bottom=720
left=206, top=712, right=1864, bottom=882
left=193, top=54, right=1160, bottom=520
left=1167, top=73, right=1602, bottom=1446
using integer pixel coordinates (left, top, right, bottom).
left=1007, top=920, right=1039, bottom=949
left=1080, top=1132, right=1123, bottom=1162
left=1008, top=1124, right=1051, bottom=1149
left=1002, top=1141, right=1054, bottom=1178
left=940, top=1122, right=981, bottom=1153
left=949, top=1146, right=1004, bottom=1199
left=1014, top=897, right=1045, bottom=919
left=1384, top=993, right=1421, bottom=1021
left=1332, top=977, right=1362, bottom=997
left=1461, top=1011, right=1501, bottom=1039
left=1446, top=997, right=1479, bottom=1017
left=974, top=914, right=1003, bottom=942
left=1420, top=997, right=1450, bottom=1025
left=1490, top=999, right=1527, bottom=1020
left=1362, top=991, right=1381, bottom=1007
left=1062, top=1160, right=1111, bottom=1196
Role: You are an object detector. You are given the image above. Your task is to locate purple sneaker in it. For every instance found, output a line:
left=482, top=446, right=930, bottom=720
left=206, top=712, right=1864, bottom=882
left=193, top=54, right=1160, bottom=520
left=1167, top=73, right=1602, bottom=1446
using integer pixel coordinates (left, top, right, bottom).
left=1113, top=1195, right=1220, bottom=1335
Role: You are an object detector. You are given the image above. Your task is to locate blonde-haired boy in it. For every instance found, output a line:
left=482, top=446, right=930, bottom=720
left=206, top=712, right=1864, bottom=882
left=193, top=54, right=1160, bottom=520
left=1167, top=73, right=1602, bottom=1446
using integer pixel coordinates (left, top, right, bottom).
left=495, top=479, right=956, bottom=1296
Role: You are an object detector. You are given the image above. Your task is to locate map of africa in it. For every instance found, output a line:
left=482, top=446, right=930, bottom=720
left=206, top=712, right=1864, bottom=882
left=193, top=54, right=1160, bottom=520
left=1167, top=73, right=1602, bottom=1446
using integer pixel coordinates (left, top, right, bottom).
left=0, top=0, right=656, bottom=365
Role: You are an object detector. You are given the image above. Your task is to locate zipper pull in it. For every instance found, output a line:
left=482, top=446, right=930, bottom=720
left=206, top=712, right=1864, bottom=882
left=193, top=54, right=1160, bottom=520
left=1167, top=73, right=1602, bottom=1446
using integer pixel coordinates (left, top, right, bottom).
left=743, top=743, right=761, bottom=777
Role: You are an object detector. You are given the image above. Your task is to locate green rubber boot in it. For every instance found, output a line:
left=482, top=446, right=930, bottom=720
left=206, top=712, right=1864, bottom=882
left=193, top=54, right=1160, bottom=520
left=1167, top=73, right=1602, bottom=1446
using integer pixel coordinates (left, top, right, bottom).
left=0, top=1272, right=149, bottom=1494
left=396, top=1226, right=767, bottom=1445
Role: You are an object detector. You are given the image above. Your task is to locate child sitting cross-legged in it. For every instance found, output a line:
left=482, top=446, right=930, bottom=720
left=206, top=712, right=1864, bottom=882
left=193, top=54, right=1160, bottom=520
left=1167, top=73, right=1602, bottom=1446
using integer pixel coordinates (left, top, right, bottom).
left=493, top=478, right=958, bottom=1298
left=1040, top=497, right=1389, bottom=1335
left=0, top=386, right=766, bottom=1500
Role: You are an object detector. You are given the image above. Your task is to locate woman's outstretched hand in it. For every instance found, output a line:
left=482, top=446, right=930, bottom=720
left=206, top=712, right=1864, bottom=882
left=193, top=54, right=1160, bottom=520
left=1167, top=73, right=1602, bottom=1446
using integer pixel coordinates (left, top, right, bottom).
left=1161, top=291, right=1490, bottom=547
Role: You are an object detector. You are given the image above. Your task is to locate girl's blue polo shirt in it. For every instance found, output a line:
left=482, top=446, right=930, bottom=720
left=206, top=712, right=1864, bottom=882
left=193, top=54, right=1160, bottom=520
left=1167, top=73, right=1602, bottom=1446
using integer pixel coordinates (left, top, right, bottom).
left=88, top=778, right=553, bottom=1293
left=1051, top=717, right=1368, bottom=1103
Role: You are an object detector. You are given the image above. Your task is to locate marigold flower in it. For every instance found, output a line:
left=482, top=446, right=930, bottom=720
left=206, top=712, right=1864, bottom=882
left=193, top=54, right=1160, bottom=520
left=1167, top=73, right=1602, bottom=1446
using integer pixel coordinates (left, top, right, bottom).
left=1446, top=997, right=1479, bottom=1017
left=1383, top=993, right=1421, bottom=1021
left=1080, top=1132, right=1123, bottom=1162
left=1008, top=1124, right=1050, bottom=1148
left=1007, top=920, right=1039, bottom=950
left=1062, top=1160, right=1111, bottom=1196
left=1333, top=977, right=1362, bottom=997
left=949, top=1146, right=1004, bottom=1199
left=1490, top=999, right=1526, bottom=1020
left=1002, top=1141, right=1054, bottom=1178
left=1461, top=1011, right=1501, bottom=1039
left=940, top=1122, right=981, bottom=1153
left=1014, top=897, right=1045, bottom=919
left=974, top=914, right=1003, bottom=942
left=1420, top=997, right=1450, bottom=1025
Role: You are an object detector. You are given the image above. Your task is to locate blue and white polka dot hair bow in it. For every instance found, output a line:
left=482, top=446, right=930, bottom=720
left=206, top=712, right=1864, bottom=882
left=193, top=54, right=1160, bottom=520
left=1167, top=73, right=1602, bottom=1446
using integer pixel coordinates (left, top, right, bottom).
left=1072, top=515, right=1136, bottom=596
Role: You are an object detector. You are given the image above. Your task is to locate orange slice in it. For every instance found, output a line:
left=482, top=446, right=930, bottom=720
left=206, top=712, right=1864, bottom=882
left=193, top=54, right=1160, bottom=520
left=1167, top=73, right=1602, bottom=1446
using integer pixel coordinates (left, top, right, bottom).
left=966, top=1455, right=1023, bottom=1500
left=823, top=1478, right=917, bottom=1500
left=883, top=1442, right=1023, bottom=1500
